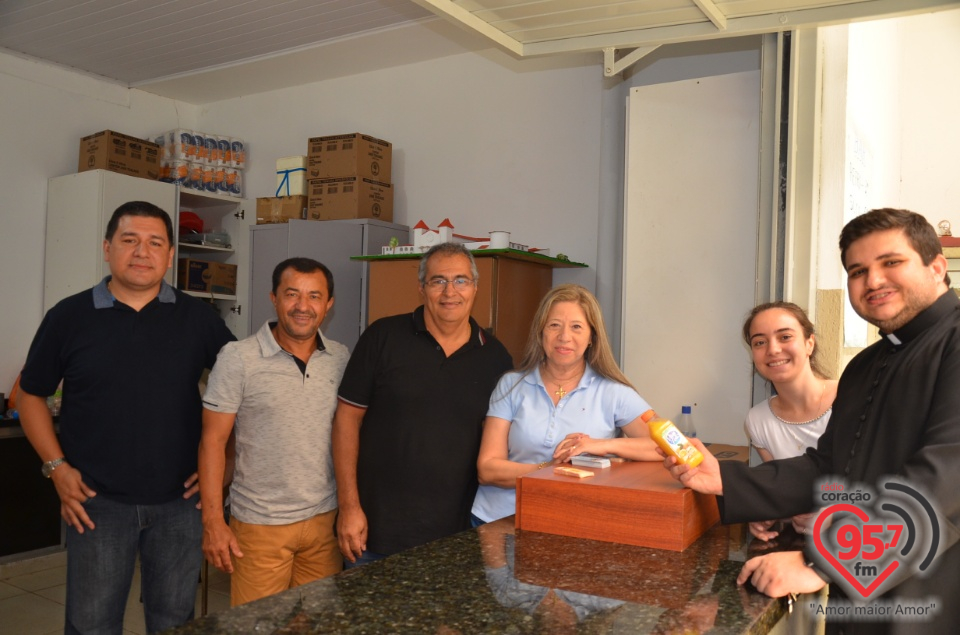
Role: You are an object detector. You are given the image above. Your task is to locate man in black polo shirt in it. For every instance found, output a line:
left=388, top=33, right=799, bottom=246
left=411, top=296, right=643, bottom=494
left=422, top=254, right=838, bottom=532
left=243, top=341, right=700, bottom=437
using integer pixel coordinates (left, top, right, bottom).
left=333, top=242, right=513, bottom=566
left=18, top=201, right=235, bottom=634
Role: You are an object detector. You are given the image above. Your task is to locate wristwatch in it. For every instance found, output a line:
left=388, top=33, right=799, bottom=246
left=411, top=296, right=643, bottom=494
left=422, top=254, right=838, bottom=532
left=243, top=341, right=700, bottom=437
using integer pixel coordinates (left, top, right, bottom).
left=41, top=457, right=66, bottom=478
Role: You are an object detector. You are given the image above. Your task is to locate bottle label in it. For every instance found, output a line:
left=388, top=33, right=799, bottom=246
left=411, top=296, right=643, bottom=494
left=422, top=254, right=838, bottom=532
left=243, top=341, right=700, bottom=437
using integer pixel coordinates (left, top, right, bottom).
left=661, top=423, right=702, bottom=466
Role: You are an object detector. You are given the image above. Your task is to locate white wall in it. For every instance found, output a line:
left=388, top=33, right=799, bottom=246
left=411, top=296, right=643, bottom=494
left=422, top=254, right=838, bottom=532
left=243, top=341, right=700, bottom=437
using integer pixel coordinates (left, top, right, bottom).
left=196, top=48, right=602, bottom=287
left=0, top=53, right=199, bottom=394
left=0, top=28, right=764, bottom=397
left=812, top=11, right=960, bottom=351
left=0, top=45, right=604, bottom=396
left=898, top=9, right=960, bottom=222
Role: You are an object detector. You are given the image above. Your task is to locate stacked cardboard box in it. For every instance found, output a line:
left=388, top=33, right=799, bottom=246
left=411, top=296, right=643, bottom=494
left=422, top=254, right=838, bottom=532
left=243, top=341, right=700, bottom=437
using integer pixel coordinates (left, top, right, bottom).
left=78, top=130, right=161, bottom=180
left=256, top=196, right=307, bottom=224
left=306, top=133, right=393, bottom=221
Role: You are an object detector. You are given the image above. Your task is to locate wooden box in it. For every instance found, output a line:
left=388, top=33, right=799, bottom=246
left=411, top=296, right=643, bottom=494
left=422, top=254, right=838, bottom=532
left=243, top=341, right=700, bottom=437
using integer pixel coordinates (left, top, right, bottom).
left=515, top=460, right=719, bottom=551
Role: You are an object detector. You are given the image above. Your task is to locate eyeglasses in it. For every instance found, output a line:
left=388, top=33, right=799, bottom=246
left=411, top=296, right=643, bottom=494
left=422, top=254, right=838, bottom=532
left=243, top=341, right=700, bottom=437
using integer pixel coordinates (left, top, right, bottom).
left=424, top=277, right=476, bottom=291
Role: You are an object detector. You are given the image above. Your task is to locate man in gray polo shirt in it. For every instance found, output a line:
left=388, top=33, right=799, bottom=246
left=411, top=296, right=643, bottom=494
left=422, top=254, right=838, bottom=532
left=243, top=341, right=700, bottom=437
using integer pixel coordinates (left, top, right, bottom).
left=198, top=257, right=349, bottom=606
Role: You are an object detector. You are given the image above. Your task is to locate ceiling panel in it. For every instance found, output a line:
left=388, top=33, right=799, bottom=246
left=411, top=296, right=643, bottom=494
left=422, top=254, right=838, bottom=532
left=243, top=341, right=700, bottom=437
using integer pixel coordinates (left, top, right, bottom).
left=413, top=0, right=960, bottom=54
left=0, top=0, right=435, bottom=84
left=0, top=0, right=957, bottom=103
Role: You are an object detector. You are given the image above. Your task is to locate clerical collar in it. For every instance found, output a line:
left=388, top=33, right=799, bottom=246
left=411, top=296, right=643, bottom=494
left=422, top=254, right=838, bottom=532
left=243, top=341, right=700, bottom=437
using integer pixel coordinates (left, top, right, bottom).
left=883, top=291, right=959, bottom=347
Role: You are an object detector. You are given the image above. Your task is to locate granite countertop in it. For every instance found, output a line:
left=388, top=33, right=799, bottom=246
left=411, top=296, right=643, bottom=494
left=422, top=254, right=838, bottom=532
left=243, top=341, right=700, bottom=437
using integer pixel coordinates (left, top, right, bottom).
left=165, top=516, right=787, bottom=634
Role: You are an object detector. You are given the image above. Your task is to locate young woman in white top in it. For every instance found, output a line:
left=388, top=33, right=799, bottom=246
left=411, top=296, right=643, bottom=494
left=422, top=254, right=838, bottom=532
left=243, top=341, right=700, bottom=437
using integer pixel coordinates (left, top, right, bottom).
left=742, top=301, right=838, bottom=540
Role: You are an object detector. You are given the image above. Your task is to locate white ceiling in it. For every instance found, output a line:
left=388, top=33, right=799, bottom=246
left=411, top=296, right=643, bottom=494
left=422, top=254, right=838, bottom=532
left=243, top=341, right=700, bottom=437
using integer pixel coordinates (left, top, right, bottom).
left=1, top=0, right=957, bottom=104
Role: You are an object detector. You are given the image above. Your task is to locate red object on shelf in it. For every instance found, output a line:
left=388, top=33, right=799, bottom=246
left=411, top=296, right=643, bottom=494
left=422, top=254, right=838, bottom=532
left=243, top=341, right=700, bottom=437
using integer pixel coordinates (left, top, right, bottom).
left=179, top=211, right=203, bottom=234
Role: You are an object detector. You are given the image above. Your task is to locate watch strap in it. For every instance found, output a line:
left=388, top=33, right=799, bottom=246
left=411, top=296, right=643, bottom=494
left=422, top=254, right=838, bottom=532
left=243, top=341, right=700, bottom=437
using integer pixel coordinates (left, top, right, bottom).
left=41, top=457, right=66, bottom=478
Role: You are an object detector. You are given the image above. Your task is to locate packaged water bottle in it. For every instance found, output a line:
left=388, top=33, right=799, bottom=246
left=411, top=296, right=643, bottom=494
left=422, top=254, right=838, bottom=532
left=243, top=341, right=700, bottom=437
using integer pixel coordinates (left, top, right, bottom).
left=677, top=405, right=697, bottom=438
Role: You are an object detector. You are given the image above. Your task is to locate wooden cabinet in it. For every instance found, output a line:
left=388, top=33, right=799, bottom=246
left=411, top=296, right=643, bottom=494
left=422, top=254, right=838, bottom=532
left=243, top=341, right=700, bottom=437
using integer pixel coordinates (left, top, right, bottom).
left=45, top=170, right=253, bottom=338
left=248, top=219, right=409, bottom=351
left=364, top=252, right=580, bottom=364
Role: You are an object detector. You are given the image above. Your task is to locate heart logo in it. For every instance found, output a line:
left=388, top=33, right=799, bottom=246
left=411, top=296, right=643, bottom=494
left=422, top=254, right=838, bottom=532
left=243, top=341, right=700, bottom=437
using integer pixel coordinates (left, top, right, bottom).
left=812, top=503, right=900, bottom=599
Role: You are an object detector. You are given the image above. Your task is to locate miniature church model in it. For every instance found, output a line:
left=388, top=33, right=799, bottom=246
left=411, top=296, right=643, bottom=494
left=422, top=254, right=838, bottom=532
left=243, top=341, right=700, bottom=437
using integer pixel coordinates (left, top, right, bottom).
left=383, top=218, right=457, bottom=254
left=412, top=218, right=454, bottom=250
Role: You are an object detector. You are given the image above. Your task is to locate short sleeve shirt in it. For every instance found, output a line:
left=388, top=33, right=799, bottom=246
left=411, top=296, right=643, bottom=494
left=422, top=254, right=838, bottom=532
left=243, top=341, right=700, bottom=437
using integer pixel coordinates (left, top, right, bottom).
left=202, top=320, right=349, bottom=524
left=472, top=364, right=651, bottom=522
left=19, top=277, right=235, bottom=503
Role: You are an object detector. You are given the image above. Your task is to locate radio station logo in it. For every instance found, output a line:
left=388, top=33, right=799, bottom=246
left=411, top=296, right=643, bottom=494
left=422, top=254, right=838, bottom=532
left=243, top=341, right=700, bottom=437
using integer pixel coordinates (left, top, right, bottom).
left=805, top=477, right=942, bottom=621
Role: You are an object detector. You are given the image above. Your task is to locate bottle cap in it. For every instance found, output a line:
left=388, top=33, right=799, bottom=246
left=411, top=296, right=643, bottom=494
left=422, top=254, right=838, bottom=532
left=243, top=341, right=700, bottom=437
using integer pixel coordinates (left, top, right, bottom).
left=682, top=405, right=692, bottom=414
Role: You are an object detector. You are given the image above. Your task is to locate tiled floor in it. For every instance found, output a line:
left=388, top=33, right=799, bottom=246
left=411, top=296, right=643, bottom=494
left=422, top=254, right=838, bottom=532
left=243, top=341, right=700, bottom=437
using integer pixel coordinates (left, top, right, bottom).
left=0, top=551, right=231, bottom=635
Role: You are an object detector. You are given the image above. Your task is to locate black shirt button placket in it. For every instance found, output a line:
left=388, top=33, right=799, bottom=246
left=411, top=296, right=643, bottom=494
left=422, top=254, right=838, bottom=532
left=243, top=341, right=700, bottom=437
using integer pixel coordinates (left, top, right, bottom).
left=844, top=351, right=891, bottom=475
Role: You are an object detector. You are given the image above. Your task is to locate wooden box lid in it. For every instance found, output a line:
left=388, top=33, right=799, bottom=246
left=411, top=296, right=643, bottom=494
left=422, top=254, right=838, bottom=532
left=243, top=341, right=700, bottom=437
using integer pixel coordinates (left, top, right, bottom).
left=515, top=461, right=719, bottom=552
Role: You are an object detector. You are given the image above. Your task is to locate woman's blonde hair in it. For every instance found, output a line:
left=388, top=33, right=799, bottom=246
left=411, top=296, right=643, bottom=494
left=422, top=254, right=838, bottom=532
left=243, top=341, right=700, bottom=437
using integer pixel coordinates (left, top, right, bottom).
left=517, top=284, right=634, bottom=389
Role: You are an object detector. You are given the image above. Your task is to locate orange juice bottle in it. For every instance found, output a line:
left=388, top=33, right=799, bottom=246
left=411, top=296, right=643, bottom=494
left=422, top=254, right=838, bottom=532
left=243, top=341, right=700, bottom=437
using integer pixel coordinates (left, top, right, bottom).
left=649, top=418, right=704, bottom=468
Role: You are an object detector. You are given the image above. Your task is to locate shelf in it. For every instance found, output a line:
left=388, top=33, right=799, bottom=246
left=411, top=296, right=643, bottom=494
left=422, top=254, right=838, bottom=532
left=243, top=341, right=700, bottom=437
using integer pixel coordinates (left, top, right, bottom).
left=943, top=246, right=960, bottom=259
left=182, top=289, right=237, bottom=302
left=178, top=242, right=234, bottom=253
left=178, top=187, right=242, bottom=208
left=352, top=248, right=587, bottom=268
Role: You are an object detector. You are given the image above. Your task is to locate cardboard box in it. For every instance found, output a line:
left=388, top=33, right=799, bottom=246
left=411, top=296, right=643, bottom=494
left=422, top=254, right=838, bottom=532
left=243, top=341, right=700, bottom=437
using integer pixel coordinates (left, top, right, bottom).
left=307, top=133, right=392, bottom=182
left=307, top=177, right=393, bottom=222
left=516, top=460, right=719, bottom=552
left=703, top=443, right=750, bottom=463
left=176, top=259, right=237, bottom=295
left=79, top=130, right=160, bottom=180
left=275, top=156, right=308, bottom=197
left=256, top=196, right=308, bottom=224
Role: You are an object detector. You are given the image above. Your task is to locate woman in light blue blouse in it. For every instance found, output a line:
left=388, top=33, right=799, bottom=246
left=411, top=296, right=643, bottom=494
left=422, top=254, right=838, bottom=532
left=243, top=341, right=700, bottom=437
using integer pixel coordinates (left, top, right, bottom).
left=471, top=284, right=660, bottom=525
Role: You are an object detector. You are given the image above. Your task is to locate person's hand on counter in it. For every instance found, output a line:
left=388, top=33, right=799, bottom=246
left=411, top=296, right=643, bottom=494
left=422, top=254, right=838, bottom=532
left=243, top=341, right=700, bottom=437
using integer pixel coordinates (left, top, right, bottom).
left=660, top=437, right=724, bottom=496
left=737, top=551, right=827, bottom=598
left=337, top=504, right=368, bottom=564
left=50, top=463, right=97, bottom=533
left=749, top=519, right=781, bottom=542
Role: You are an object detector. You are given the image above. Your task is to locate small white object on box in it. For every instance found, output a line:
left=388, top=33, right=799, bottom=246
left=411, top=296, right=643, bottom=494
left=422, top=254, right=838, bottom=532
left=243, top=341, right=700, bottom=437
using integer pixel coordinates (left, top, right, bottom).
left=276, top=156, right=308, bottom=197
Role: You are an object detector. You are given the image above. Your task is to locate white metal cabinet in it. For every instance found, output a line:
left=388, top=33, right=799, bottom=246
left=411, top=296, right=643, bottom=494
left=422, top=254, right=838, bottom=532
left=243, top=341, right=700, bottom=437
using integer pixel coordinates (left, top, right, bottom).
left=44, top=170, right=176, bottom=312
left=44, top=169, right=253, bottom=338
left=175, top=189, right=254, bottom=338
left=248, top=218, right=408, bottom=351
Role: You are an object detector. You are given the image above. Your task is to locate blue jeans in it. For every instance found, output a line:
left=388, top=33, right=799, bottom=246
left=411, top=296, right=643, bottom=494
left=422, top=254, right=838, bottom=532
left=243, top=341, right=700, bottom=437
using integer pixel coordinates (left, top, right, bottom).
left=65, top=494, right=202, bottom=635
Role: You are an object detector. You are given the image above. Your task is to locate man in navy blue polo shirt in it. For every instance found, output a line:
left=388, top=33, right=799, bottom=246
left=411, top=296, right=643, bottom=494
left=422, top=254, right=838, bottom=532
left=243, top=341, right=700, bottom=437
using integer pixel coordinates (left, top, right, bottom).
left=18, top=201, right=235, bottom=634
left=333, top=242, right=513, bottom=566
